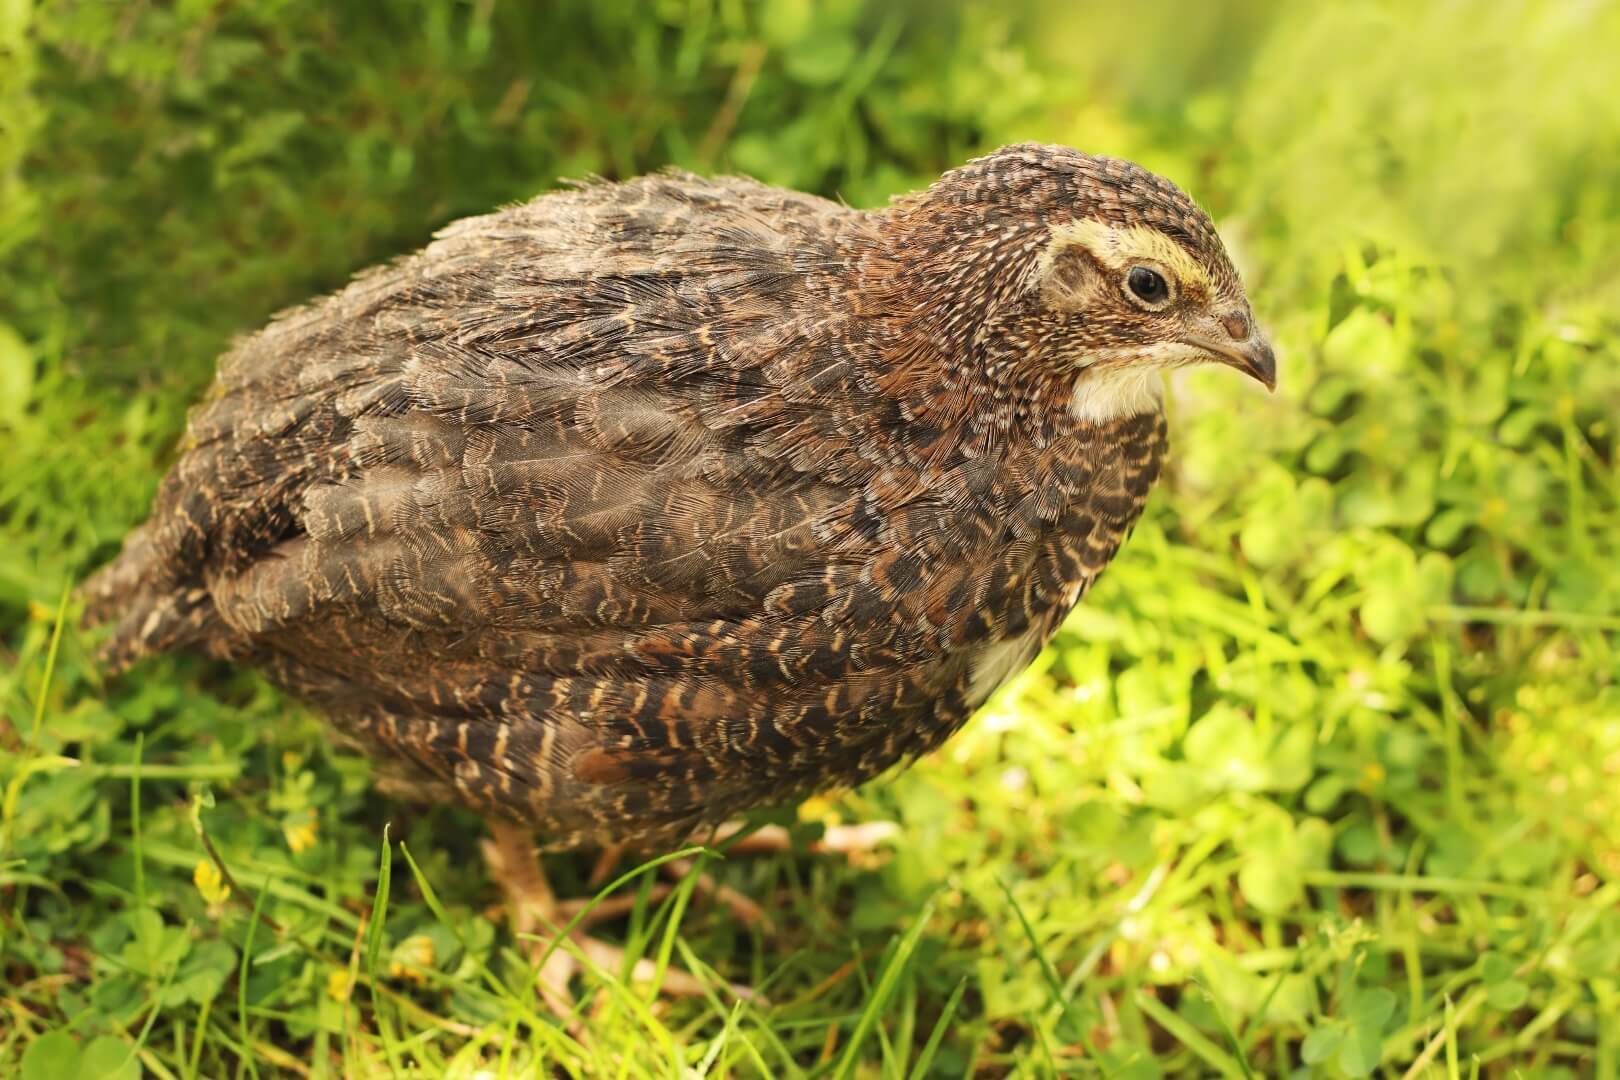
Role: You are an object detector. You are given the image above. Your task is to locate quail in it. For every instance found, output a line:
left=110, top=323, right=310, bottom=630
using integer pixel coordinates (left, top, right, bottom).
left=85, top=143, right=1273, bottom=1002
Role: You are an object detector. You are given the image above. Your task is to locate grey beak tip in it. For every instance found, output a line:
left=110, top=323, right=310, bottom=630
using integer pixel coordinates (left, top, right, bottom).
left=1252, top=340, right=1278, bottom=392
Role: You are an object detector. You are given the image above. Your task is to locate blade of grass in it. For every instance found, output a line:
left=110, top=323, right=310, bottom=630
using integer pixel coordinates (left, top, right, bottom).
left=993, top=877, right=1084, bottom=1031
left=236, top=885, right=267, bottom=1080
left=693, top=999, right=745, bottom=1077
left=186, top=995, right=212, bottom=1080
left=645, top=850, right=705, bottom=1013
left=0, top=586, right=69, bottom=861
left=830, top=893, right=936, bottom=1080
left=364, top=823, right=392, bottom=976
left=131, top=731, right=145, bottom=909
left=993, top=877, right=1088, bottom=1071
left=906, top=975, right=967, bottom=1080
left=1426, top=605, right=1620, bottom=631
left=1187, top=979, right=1255, bottom=1080
left=1301, top=870, right=1548, bottom=902
left=525, top=844, right=711, bottom=983
left=1134, top=990, right=1247, bottom=1079
left=394, top=841, right=581, bottom=1063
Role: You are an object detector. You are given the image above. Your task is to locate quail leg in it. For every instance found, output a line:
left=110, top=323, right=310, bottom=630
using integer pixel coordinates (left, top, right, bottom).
left=579, top=818, right=899, bottom=930
left=480, top=818, right=747, bottom=1015
left=671, top=819, right=901, bottom=925
left=698, top=819, right=901, bottom=859
left=481, top=819, right=577, bottom=1016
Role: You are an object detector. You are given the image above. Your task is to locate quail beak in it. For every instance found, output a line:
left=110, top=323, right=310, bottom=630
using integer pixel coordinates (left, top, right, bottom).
left=1183, top=334, right=1278, bottom=392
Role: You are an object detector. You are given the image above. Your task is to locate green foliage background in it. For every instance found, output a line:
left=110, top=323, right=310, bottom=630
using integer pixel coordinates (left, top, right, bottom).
left=3, top=1, right=1619, bottom=1075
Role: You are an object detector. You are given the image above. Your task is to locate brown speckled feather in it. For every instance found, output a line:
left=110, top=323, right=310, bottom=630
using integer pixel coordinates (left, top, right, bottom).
left=84, top=144, right=1268, bottom=849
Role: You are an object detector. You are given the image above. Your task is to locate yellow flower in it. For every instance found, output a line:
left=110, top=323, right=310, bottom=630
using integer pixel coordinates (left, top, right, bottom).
left=194, top=859, right=231, bottom=905
left=797, top=792, right=843, bottom=827
left=327, top=969, right=353, bottom=1003
left=284, top=810, right=319, bottom=854
left=389, top=934, right=436, bottom=984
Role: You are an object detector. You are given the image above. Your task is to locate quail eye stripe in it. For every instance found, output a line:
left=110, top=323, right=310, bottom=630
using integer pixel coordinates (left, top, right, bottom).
left=1126, top=266, right=1170, bottom=305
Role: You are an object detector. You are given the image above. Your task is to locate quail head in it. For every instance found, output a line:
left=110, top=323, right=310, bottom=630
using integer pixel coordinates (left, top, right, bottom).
left=84, top=143, right=1274, bottom=851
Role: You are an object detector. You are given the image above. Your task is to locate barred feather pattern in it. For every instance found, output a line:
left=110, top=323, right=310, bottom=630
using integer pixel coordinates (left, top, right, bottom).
left=78, top=142, right=1253, bottom=849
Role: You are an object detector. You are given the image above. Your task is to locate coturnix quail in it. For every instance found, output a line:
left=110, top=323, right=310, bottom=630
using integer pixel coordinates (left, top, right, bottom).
left=85, top=142, right=1274, bottom=1005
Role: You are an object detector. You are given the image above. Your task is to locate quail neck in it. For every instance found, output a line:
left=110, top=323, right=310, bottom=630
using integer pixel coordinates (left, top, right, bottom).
left=84, top=143, right=1271, bottom=849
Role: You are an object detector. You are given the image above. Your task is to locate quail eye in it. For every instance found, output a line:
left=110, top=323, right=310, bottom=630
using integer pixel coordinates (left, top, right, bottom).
left=1126, top=266, right=1170, bottom=306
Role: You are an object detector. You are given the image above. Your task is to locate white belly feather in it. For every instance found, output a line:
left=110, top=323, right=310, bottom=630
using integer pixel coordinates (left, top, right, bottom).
left=964, top=626, right=1047, bottom=708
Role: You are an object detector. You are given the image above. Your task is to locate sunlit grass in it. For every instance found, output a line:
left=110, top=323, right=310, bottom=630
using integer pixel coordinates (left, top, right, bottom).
left=2, top=1, right=1618, bottom=1075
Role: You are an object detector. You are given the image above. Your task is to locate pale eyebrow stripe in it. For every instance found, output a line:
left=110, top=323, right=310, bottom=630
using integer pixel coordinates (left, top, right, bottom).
left=1046, top=219, right=1211, bottom=294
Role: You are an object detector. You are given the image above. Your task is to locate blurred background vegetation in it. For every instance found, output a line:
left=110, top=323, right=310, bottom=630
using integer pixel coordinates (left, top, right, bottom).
left=3, top=1, right=1619, bottom=1076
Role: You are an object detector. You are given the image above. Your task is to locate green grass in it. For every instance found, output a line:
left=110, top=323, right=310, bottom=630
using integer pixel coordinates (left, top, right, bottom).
left=3, top=1, right=1619, bottom=1075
